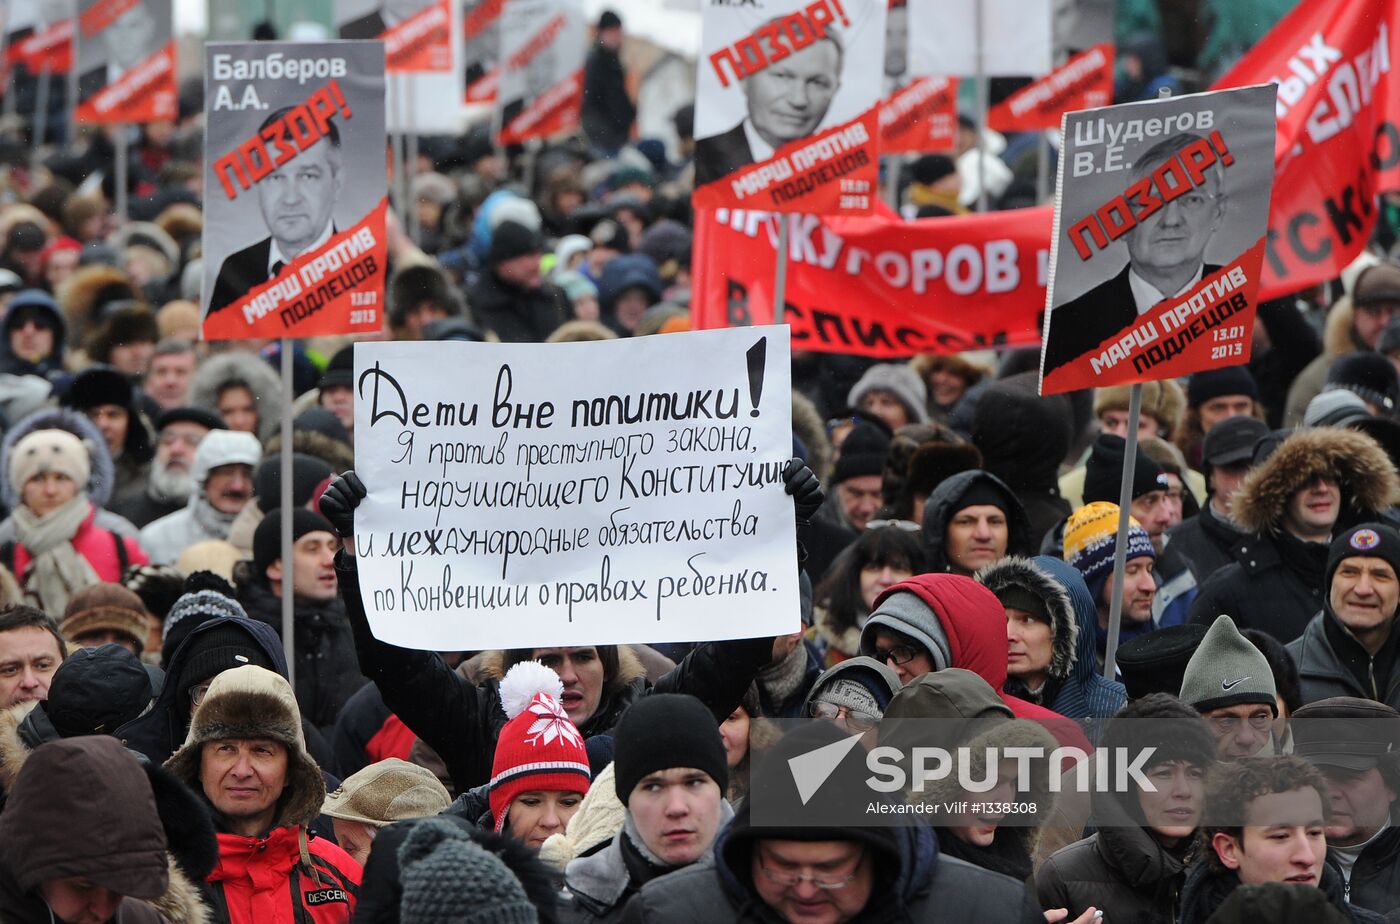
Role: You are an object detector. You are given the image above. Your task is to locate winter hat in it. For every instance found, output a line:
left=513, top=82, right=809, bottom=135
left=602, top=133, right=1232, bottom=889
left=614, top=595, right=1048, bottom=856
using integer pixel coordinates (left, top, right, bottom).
left=488, top=662, right=591, bottom=833
left=597, top=9, right=622, bottom=30
left=553, top=234, right=593, bottom=271
left=805, top=657, right=902, bottom=720
left=488, top=220, right=543, bottom=265
left=389, top=263, right=460, bottom=328
left=397, top=818, right=539, bottom=924
left=554, top=269, right=598, bottom=304
left=61, top=365, right=133, bottom=413
left=161, top=581, right=249, bottom=647
left=323, top=758, right=453, bottom=827
left=8, top=427, right=90, bottom=495
left=1325, top=523, right=1400, bottom=599
left=814, top=678, right=881, bottom=717
left=613, top=694, right=728, bottom=805
left=1292, top=697, right=1400, bottom=773
left=1064, top=502, right=1154, bottom=600
left=1094, top=380, right=1187, bottom=435
left=253, top=508, right=337, bottom=578
left=37, top=643, right=155, bottom=737
left=294, top=407, right=350, bottom=447
left=904, top=442, right=983, bottom=500
left=911, top=154, right=957, bottom=185
left=847, top=364, right=929, bottom=425
left=319, top=344, right=354, bottom=391
left=833, top=421, right=892, bottom=483
left=1187, top=366, right=1259, bottom=408
left=1352, top=261, right=1400, bottom=305
left=1306, top=389, right=1374, bottom=428
left=60, top=582, right=150, bottom=653
left=191, top=429, right=260, bottom=487
left=171, top=619, right=274, bottom=703
left=1202, top=415, right=1269, bottom=471
left=254, top=453, right=335, bottom=513
left=1083, top=433, right=1169, bottom=504
left=124, top=563, right=188, bottom=624
left=1179, top=615, right=1277, bottom=715
left=1327, top=351, right=1400, bottom=414
left=154, top=406, right=226, bottom=433
left=859, top=589, right=952, bottom=671
left=1114, top=623, right=1208, bottom=700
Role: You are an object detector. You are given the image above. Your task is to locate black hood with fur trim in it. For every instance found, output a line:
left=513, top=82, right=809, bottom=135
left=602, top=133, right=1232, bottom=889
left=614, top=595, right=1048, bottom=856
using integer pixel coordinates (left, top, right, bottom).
left=1231, top=427, right=1399, bottom=536
left=976, top=556, right=1078, bottom=685
left=0, top=405, right=118, bottom=509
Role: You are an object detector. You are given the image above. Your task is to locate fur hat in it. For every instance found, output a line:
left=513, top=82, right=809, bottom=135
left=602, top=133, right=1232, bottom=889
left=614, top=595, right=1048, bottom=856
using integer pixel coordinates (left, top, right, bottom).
left=489, top=662, right=590, bottom=832
left=976, top=557, right=1078, bottom=683
left=165, top=665, right=325, bottom=830
left=0, top=406, right=116, bottom=509
left=904, top=442, right=983, bottom=501
left=847, top=364, right=929, bottom=425
left=8, top=427, right=91, bottom=496
left=323, top=758, right=452, bottom=827
left=60, top=582, right=150, bottom=652
left=1093, top=380, right=1186, bottom=435
left=389, top=262, right=461, bottom=328
left=1230, top=427, right=1399, bottom=535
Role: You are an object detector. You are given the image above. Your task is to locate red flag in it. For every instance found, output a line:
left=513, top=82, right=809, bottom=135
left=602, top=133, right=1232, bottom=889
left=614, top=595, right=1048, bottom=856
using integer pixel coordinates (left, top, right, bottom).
left=1212, top=0, right=1400, bottom=299
left=988, top=44, right=1114, bottom=133
left=692, top=204, right=1051, bottom=356
left=383, top=0, right=453, bottom=72
left=880, top=76, right=958, bottom=153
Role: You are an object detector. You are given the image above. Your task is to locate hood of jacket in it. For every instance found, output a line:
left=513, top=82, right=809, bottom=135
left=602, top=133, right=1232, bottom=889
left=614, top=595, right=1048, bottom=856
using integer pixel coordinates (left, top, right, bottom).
left=187, top=351, right=284, bottom=443
left=117, top=614, right=288, bottom=765
left=1324, top=295, right=1365, bottom=359
left=0, top=404, right=117, bottom=509
left=971, top=373, right=1072, bottom=492
left=0, top=290, right=67, bottom=376
left=1029, top=556, right=1126, bottom=723
left=1232, top=427, right=1398, bottom=535
left=865, top=573, right=1014, bottom=691
left=920, top=469, right=1033, bottom=571
left=976, top=556, right=1078, bottom=683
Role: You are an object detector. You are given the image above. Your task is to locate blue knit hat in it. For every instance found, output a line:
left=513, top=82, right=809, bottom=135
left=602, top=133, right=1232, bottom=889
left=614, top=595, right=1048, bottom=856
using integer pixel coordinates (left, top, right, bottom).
left=1064, top=502, right=1155, bottom=601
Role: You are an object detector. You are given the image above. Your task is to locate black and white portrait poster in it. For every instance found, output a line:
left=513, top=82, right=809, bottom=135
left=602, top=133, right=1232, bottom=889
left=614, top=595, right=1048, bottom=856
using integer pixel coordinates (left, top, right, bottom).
left=201, top=41, right=388, bottom=341
left=1039, top=84, right=1277, bottom=395
left=496, top=0, right=585, bottom=145
left=335, top=0, right=452, bottom=71
left=73, top=0, right=172, bottom=123
left=693, top=0, right=886, bottom=215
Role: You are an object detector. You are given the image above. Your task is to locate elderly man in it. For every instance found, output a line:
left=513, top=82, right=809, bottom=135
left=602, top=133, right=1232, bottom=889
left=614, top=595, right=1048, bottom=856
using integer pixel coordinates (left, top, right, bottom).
left=1289, top=525, right=1400, bottom=711
left=1180, top=616, right=1278, bottom=760
left=113, top=407, right=226, bottom=528
left=164, top=664, right=360, bottom=921
left=140, top=429, right=260, bottom=564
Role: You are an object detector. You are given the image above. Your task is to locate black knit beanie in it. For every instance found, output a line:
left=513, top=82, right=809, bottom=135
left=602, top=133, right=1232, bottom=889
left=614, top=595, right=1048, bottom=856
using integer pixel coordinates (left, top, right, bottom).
left=1083, top=433, right=1168, bottom=504
left=488, top=221, right=542, bottom=266
left=1325, top=523, right=1400, bottom=600
left=833, top=422, right=892, bottom=484
left=253, top=508, right=337, bottom=577
left=613, top=694, right=728, bottom=805
left=176, top=621, right=277, bottom=703
left=1187, top=366, right=1258, bottom=408
left=254, top=454, right=335, bottom=514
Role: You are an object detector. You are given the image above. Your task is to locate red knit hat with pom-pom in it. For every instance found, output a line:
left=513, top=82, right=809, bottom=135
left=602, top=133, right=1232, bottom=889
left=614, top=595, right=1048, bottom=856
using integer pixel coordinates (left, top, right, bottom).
left=488, top=660, right=592, bottom=832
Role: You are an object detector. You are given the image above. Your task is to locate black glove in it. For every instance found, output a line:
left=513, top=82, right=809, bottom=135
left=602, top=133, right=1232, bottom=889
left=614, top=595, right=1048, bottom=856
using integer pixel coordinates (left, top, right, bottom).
left=782, top=458, right=823, bottom=523
left=320, top=471, right=367, bottom=539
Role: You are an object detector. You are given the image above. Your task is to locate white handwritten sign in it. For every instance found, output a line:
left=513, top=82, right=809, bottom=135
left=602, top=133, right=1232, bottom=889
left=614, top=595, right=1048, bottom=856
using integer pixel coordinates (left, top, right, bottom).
left=353, top=326, right=800, bottom=650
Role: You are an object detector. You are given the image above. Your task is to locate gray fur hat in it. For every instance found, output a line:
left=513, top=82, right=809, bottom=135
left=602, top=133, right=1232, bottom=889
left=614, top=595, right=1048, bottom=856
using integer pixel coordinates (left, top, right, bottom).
left=847, top=363, right=929, bottom=424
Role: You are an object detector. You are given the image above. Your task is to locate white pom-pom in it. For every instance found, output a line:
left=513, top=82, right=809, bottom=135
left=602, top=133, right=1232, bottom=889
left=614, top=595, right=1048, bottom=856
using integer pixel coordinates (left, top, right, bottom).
left=500, top=660, right=565, bottom=720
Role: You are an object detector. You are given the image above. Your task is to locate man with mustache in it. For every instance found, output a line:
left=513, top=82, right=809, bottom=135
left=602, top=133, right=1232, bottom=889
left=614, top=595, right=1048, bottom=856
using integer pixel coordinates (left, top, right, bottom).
left=139, top=429, right=260, bottom=564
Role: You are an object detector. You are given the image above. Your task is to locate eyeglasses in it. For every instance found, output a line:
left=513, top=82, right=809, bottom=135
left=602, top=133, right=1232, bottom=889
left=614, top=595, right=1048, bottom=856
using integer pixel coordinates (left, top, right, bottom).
left=757, top=852, right=864, bottom=890
left=808, top=701, right=880, bottom=732
left=873, top=644, right=921, bottom=666
left=189, top=681, right=212, bottom=707
left=865, top=519, right=921, bottom=532
left=1208, top=713, right=1273, bottom=735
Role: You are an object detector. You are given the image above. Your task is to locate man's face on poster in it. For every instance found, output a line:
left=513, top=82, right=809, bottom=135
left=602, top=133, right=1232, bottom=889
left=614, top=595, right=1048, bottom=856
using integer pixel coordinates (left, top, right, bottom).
left=884, top=6, right=908, bottom=78
left=257, top=136, right=343, bottom=259
left=105, top=3, right=158, bottom=71
left=743, top=37, right=841, bottom=150
left=1123, top=151, right=1226, bottom=283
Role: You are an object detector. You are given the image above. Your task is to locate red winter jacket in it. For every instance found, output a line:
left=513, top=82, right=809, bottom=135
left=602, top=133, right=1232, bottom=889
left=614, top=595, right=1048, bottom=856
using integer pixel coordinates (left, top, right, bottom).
left=6, top=502, right=148, bottom=583
left=874, top=574, right=1093, bottom=757
left=208, top=825, right=360, bottom=924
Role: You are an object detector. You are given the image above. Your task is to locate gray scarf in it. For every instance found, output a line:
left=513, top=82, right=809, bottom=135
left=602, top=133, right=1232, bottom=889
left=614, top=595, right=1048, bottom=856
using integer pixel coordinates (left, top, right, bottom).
left=192, top=493, right=238, bottom=538
left=13, top=495, right=100, bottom=614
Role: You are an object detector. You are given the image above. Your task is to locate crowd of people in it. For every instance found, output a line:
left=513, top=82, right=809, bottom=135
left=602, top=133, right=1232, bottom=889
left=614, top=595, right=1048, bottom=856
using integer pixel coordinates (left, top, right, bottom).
left=1, top=4, right=1400, bottom=924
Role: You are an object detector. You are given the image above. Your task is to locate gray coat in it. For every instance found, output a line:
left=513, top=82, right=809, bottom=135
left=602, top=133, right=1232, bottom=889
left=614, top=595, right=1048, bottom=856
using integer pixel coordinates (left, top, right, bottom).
left=1287, top=612, right=1400, bottom=712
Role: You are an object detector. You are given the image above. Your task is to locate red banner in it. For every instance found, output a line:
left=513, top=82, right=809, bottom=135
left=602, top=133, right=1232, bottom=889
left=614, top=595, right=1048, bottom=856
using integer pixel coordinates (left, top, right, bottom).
left=463, top=0, right=503, bottom=103
left=466, top=67, right=498, bottom=103
left=880, top=76, right=958, bottom=153
left=384, top=0, right=452, bottom=72
left=202, top=198, right=388, bottom=341
left=1213, top=0, right=1400, bottom=299
left=988, top=44, right=1114, bottom=133
left=692, top=203, right=1051, bottom=356
left=6, top=20, right=73, bottom=74
left=693, top=109, right=881, bottom=215
left=498, top=69, right=582, bottom=144
left=74, top=41, right=175, bottom=124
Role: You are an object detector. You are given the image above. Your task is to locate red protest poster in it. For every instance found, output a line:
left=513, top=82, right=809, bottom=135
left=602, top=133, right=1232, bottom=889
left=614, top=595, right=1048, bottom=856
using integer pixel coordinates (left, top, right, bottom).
left=201, top=43, right=388, bottom=340
left=1038, top=85, right=1279, bottom=395
left=5, top=1, right=74, bottom=75
left=692, top=203, right=1051, bottom=356
left=72, top=0, right=175, bottom=124
left=463, top=0, right=503, bottom=104
left=1213, top=0, right=1400, bottom=301
left=880, top=76, right=958, bottom=153
left=692, top=0, right=887, bottom=215
left=987, top=43, right=1113, bottom=133
left=496, top=0, right=584, bottom=145
left=336, top=0, right=451, bottom=72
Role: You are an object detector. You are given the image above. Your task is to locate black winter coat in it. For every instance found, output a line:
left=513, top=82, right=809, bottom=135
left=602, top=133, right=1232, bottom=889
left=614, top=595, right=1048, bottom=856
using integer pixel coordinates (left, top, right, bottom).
left=1036, top=824, right=1194, bottom=924
left=1187, top=531, right=1327, bottom=644
left=581, top=45, right=635, bottom=152
left=1340, top=822, right=1400, bottom=916
left=1177, top=858, right=1387, bottom=924
left=1167, top=501, right=1246, bottom=586
left=337, top=551, right=775, bottom=795
left=468, top=271, right=570, bottom=343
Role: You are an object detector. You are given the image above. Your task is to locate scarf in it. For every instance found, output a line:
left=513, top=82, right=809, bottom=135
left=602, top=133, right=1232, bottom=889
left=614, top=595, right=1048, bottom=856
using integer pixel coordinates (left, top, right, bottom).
left=192, top=493, right=239, bottom=538
left=758, top=640, right=811, bottom=713
left=13, top=495, right=100, bottom=614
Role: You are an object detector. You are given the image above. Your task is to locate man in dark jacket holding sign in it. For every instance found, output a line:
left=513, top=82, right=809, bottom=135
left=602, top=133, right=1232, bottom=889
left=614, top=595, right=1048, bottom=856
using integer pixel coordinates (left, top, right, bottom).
left=1042, top=131, right=1227, bottom=376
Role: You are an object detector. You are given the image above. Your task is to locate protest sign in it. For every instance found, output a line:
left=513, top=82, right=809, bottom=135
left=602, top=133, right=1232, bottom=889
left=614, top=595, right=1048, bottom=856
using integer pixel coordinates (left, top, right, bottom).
left=1213, top=0, right=1400, bottom=301
left=881, top=76, right=958, bottom=153
left=4, top=0, right=72, bottom=75
left=1038, top=85, right=1278, bottom=396
left=987, top=44, right=1113, bottom=133
left=462, top=0, right=501, bottom=104
left=496, top=0, right=585, bottom=145
left=911, top=0, right=1051, bottom=78
left=200, top=41, right=388, bottom=341
left=73, top=0, right=175, bottom=124
left=692, top=204, right=1051, bottom=356
left=336, top=0, right=452, bottom=71
left=1053, top=0, right=1113, bottom=58
left=692, top=0, right=886, bottom=215
left=352, top=328, right=800, bottom=651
